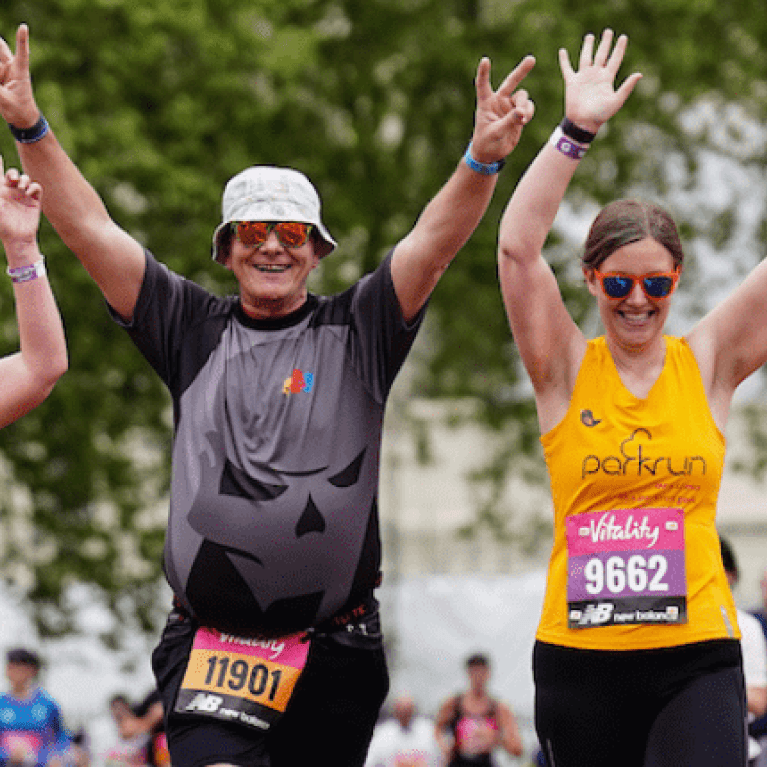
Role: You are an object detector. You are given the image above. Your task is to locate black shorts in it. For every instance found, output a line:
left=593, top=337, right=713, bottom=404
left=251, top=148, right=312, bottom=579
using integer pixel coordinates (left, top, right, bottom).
left=447, top=754, right=494, bottom=767
left=152, top=604, right=389, bottom=767
left=534, top=639, right=747, bottom=767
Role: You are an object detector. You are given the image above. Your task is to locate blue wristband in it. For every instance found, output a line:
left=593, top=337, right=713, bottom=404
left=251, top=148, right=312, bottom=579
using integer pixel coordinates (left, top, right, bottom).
left=9, top=114, right=49, bottom=144
left=463, top=143, right=505, bottom=175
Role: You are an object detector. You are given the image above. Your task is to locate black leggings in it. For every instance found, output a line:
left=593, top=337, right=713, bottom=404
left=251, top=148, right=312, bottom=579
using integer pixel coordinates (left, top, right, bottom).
left=534, top=639, right=747, bottom=767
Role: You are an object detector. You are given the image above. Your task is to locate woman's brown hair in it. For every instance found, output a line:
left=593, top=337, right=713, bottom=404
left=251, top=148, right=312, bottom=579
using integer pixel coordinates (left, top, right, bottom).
left=582, top=199, right=684, bottom=271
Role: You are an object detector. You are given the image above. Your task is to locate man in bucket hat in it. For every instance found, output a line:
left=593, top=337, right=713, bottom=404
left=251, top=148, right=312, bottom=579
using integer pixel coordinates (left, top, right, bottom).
left=0, top=23, right=535, bottom=767
left=211, top=166, right=338, bottom=262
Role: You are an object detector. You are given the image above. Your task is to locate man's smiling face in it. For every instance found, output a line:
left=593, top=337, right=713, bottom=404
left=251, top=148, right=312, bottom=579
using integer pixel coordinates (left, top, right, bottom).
left=225, top=225, right=320, bottom=319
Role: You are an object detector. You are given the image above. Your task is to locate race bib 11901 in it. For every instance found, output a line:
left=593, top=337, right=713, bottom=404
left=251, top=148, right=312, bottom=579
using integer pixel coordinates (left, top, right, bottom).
left=174, top=627, right=310, bottom=731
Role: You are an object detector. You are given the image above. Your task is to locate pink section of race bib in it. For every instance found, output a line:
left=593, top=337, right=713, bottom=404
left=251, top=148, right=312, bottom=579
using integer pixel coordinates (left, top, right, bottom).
left=566, top=507, right=684, bottom=556
left=192, top=627, right=309, bottom=668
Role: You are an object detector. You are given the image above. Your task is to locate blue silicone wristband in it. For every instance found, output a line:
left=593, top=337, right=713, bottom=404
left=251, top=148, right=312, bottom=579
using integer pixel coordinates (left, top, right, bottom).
left=9, top=114, right=49, bottom=144
left=463, top=143, right=505, bottom=175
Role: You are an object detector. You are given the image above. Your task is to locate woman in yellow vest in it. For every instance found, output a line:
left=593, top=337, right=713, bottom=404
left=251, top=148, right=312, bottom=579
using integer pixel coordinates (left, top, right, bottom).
left=498, top=29, right=756, bottom=767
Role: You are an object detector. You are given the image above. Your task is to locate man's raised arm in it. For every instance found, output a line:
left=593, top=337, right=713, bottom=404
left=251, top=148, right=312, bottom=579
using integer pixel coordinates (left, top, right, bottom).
left=0, top=24, right=145, bottom=321
left=389, top=54, right=535, bottom=323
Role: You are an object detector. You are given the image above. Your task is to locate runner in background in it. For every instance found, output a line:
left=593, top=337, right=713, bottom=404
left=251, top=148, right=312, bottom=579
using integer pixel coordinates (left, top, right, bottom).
left=62, top=729, right=90, bottom=767
left=365, top=692, right=440, bottom=767
left=751, top=569, right=767, bottom=767
left=721, top=536, right=767, bottom=767
left=106, top=695, right=150, bottom=767
left=130, top=691, right=167, bottom=767
left=434, top=653, right=523, bottom=766
left=106, top=692, right=166, bottom=767
left=0, top=648, right=70, bottom=767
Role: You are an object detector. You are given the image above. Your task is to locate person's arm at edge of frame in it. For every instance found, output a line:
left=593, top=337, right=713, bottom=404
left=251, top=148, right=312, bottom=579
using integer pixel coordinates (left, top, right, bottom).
left=496, top=700, right=523, bottom=758
left=0, top=160, right=67, bottom=428
left=0, top=24, right=146, bottom=323
left=496, top=31, right=641, bottom=420
left=749, top=683, right=767, bottom=719
left=433, top=695, right=457, bottom=762
left=746, top=612, right=767, bottom=718
left=388, top=53, right=536, bottom=324
left=45, top=697, right=72, bottom=767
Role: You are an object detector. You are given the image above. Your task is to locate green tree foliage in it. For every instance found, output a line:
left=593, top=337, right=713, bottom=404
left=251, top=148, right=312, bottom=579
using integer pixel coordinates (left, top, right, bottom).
left=0, top=0, right=765, bottom=636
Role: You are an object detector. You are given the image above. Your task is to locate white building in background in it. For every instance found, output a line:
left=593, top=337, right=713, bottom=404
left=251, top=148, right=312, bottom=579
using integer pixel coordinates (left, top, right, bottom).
left=379, top=396, right=767, bottom=609
left=379, top=398, right=549, bottom=579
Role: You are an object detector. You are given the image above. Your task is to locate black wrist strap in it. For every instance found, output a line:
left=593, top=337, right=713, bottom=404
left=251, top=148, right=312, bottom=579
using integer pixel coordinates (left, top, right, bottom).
left=560, top=117, right=596, bottom=145
left=9, top=114, right=49, bottom=144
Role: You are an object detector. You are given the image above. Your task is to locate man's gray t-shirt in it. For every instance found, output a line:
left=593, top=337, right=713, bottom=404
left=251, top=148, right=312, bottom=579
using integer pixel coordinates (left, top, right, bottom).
left=113, top=250, right=423, bottom=636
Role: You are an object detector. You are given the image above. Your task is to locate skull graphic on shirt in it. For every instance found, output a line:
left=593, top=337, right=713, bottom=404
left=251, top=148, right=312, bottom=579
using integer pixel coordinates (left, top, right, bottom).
left=179, top=437, right=376, bottom=634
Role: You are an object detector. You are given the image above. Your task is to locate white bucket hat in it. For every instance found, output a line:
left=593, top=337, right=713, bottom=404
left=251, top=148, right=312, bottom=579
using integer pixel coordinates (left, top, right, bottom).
left=211, top=166, right=337, bottom=264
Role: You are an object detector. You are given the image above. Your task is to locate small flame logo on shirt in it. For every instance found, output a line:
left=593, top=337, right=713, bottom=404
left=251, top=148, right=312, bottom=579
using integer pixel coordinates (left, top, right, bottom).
left=580, top=409, right=601, bottom=427
left=283, top=368, right=314, bottom=395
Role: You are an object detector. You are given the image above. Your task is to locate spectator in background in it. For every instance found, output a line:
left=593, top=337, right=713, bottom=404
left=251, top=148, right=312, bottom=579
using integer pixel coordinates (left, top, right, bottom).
left=750, top=568, right=767, bottom=767
left=63, top=729, right=89, bottom=767
left=365, top=692, right=440, bottom=767
left=720, top=536, right=767, bottom=766
left=124, top=691, right=166, bottom=767
left=0, top=648, right=70, bottom=767
left=106, top=691, right=165, bottom=767
left=434, top=653, right=523, bottom=766
left=106, top=695, right=150, bottom=767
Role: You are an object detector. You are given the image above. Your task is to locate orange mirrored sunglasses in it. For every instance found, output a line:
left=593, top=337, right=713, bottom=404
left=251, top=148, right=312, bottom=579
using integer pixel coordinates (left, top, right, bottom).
left=233, top=221, right=313, bottom=249
left=593, top=269, right=680, bottom=300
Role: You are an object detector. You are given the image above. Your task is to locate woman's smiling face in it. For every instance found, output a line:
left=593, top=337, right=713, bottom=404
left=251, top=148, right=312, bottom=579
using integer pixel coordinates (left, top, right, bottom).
left=584, top=237, right=677, bottom=351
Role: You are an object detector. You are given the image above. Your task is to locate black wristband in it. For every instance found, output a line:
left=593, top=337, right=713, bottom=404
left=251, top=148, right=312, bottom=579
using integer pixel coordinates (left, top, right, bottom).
left=560, top=117, right=596, bottom=145
left=9, top=114, right=49, bottom=144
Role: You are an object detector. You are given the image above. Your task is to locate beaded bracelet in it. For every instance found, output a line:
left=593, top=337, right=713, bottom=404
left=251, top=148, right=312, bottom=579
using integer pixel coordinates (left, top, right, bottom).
left=7, top=259, right=46, bottom=284
left=8, top=114, right=49, bottom=144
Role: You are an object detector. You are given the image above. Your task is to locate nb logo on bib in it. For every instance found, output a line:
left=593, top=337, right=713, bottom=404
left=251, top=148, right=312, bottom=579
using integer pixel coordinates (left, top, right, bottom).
left=572, top=603, right=614, bottom=626
left=185, top=693, right=223, bottom=713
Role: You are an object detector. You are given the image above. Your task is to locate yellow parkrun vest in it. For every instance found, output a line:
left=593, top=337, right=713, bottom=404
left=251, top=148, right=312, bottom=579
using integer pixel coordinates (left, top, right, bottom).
left=537, top=336, right=738, bottom=651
